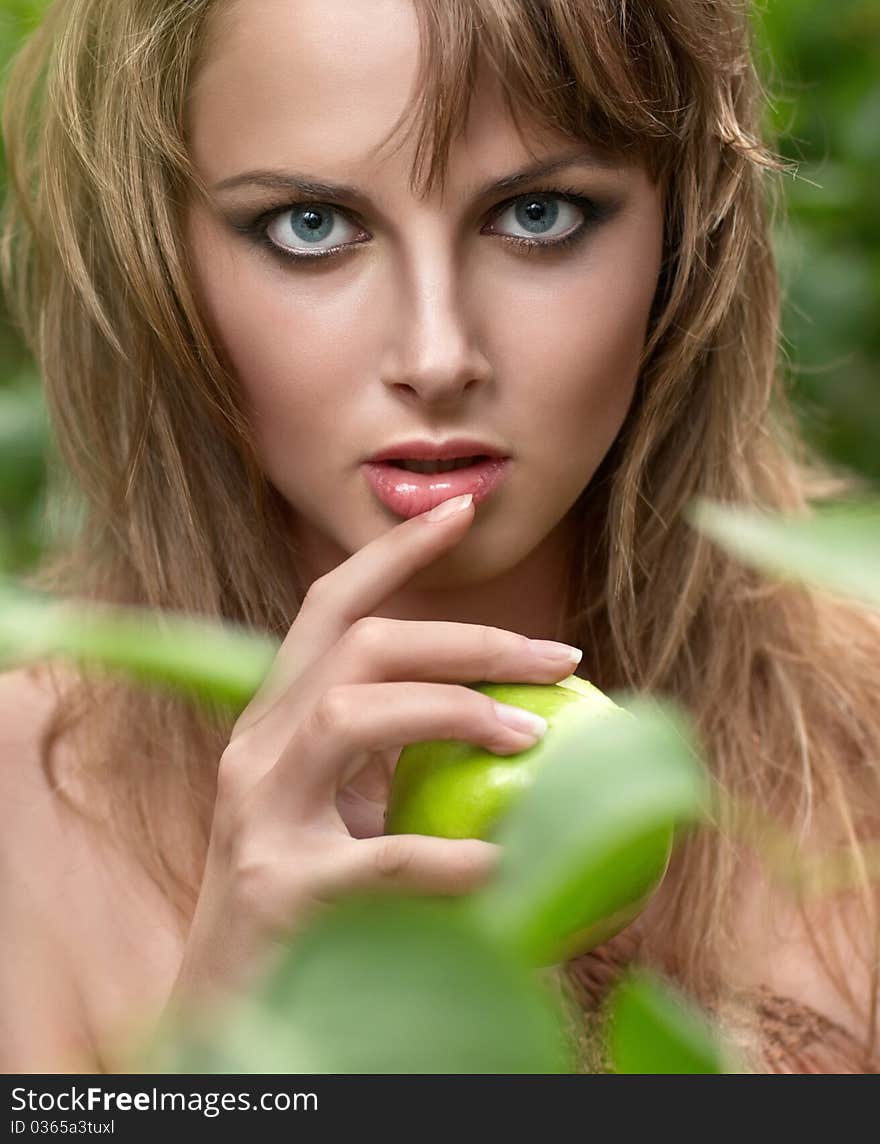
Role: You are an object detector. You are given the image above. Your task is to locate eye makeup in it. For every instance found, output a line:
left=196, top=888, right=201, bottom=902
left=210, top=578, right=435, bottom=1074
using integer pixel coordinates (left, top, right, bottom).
left=226, top=183, right=623, bottom=269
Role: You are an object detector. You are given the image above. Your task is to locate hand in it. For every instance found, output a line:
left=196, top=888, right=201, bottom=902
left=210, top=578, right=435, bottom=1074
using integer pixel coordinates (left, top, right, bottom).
left=170, top=495, right=581, bottom=1005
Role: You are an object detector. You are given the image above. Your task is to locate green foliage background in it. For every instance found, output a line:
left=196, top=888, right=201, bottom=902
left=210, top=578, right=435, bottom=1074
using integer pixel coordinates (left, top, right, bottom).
left=0, top=0, right=878, bottom=579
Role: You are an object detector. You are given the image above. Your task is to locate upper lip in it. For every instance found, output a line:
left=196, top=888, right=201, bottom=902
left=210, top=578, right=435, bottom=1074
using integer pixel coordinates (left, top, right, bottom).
left=366, top=437, right=509, bottom=463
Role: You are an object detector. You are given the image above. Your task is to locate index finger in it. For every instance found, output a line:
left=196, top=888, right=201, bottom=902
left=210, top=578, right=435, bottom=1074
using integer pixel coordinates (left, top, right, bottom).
left=240, top=492, right=476, bottom=728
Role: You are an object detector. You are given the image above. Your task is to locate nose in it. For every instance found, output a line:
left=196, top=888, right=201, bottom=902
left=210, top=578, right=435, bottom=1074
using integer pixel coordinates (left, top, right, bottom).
left=379, top=235, right=493, bottom=404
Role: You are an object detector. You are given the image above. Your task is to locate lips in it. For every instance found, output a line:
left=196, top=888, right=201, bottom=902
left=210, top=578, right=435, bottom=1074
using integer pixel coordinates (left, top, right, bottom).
left=362, top=456, right=511, bottom=519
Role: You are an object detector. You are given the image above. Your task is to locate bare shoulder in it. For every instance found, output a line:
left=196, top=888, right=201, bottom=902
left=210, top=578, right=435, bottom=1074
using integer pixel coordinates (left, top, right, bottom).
left=0, top=663, right=95, bottom=1070
left=723, top=863, right=879, bottom=1071
left=0, top=663, right=184, bottom=1072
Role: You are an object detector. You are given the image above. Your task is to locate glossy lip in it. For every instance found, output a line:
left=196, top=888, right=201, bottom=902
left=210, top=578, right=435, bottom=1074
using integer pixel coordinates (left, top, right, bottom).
left=366, top=436, right=508, bottom=462
left=362, top=457, right=511, bottom=519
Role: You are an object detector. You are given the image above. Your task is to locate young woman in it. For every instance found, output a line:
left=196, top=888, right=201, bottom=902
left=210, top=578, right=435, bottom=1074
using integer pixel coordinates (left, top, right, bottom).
left=1, top=0, right=878, bottom=1074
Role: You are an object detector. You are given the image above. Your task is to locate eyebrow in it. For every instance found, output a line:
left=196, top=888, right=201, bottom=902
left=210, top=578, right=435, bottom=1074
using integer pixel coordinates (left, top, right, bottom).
left=211, top=148, right=623, bottom=206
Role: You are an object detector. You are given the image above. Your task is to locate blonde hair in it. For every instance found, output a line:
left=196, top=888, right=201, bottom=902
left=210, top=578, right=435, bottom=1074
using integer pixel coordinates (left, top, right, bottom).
left=2, top=0, right=879, bottom=1062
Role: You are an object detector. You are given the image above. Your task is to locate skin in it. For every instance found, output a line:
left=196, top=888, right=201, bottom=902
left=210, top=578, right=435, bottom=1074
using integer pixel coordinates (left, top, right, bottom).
left=184, top=0, right=666, bottom=652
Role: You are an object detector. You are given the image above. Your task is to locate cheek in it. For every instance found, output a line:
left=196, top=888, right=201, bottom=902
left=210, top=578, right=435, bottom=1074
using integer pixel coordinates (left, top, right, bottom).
left=187, top=224, right=372, bottom=448
left=494, top=245, right=659, bottom=461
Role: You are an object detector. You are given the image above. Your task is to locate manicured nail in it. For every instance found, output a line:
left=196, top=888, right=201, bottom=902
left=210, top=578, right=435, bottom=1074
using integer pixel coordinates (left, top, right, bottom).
left=493, top=702, right=548, bottom=739
left=529, top=640, right=584, bottom=667
left=425, top=493, right=474, bottom=522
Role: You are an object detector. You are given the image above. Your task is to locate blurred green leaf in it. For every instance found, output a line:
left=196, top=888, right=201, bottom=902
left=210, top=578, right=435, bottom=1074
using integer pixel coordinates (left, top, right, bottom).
left=0, top=579, right=278, bottom=712
left=685, top=496, right=880, bottom=611
left=469, top=696, right=709, bottom=967
left=0, top=1, right=46, bottom=69
left=608, top=971, right=733, bottom=1074
left=148, top=894, right=575, bottom=1075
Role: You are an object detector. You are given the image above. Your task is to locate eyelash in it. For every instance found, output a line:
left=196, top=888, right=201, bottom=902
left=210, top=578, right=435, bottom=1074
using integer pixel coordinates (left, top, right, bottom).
left=235, top=184, right=615, bottom=267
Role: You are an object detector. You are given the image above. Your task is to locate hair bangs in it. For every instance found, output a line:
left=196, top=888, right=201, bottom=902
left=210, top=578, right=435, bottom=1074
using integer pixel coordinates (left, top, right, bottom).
left=377, top=0, right=705, bottom=202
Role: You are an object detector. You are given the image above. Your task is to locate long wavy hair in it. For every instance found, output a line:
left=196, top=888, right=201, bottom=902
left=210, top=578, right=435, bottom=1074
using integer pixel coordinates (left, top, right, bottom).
left=2, top=0, right=879, bottom=1063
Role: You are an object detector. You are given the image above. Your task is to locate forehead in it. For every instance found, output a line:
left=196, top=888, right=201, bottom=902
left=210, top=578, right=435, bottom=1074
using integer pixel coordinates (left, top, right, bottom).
left=187, top=0, right=579, bottom=194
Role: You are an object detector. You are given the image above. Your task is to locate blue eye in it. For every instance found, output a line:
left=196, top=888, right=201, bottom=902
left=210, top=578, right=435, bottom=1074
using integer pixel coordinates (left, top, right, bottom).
left=242, top=186, right=613, bottom=266
left=263, top=203, right=367, bottom=258
left=487, top=192, right=589, bottom=245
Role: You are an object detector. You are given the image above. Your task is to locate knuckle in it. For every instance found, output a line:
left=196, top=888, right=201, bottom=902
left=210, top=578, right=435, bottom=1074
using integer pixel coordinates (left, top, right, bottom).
left=231, top=842, right=290, bottom=927
left=478, top=623, right=508, bottom=675
left=311, top=686, right=353, bottom=740
left=205, top=786, right=255, bottom=886
left=511, top=629, right=533, bottom=654
left=302, top=575, right=331, bottom=610
left=232, top=840, right=271, bottom=904
left=346, top=615, right=387, bottom=660
left=372, top=836, right=414, bottom=880
left=476, top=623, right=495, bottom=653
left=216, top=743, right=247, bottom=802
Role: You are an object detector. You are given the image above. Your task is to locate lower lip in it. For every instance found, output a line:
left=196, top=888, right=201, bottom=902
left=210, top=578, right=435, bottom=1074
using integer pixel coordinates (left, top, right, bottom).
left=361, top=458, right=511, bottom=519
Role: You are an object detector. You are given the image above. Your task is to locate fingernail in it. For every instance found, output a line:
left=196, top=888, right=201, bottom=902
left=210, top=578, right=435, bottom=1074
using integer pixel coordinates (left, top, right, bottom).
left=425, top=493, right=474, bottom=522
left=493, top=702, right=548, bottom=739
left=529, top=640, right=584, bottom=667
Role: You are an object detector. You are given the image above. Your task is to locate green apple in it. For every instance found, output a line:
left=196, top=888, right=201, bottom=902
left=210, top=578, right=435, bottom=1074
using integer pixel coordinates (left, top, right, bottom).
left=384, top=674, right=674, bottom=961
left=386, top=674, right=624, bottom=840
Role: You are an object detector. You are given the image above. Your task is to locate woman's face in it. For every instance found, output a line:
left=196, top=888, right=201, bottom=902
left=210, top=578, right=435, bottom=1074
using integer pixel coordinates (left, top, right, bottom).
left=185, top=0, right=665, bottom=594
